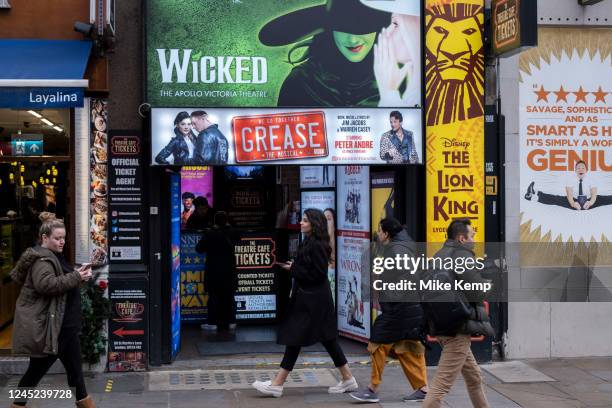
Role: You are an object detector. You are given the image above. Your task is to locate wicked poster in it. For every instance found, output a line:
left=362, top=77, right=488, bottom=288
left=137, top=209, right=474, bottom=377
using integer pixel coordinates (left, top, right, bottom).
left=146, top=0, right=421, bottom=108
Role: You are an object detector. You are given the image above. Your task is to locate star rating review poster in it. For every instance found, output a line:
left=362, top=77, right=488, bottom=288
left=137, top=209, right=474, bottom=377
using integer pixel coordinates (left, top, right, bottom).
left=520, top=27, right=612, bottom=265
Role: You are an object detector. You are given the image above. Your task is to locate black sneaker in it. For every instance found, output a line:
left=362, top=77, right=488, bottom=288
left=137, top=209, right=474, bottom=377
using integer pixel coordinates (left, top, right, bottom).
left=350, top=388, right=380, bottom=403
left=524, top=181, right=535, bottom=200
left=402, top=389, right=427, bottom=402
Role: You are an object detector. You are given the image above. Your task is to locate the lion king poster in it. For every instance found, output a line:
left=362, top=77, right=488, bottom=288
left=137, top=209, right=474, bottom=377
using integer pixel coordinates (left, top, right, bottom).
left=425, top=0, right=486, bottom=243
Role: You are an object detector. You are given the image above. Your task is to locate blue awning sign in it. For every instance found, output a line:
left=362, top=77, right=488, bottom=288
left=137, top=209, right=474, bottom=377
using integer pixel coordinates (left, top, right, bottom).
left=0, top=39, right=91, bottom=109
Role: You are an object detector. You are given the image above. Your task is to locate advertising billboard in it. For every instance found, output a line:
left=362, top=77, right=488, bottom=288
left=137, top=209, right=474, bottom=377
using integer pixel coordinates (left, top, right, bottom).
left=234, top=232, right=278, bottom=321
left=336, top=165, right=371, bottom=342
left=146, top=0, right=421, bottom=108
left=180, top=166, right=213, bottom=229
left=180, top=232, right=207, bottom=321
left=519, top=28, right=612, bottom=265
left=169, top=172, right=181, bottom=359
left=300, top=166, right=335, bottom=189
left=425, top=0, right=486, bottom=244
left=151, top=108, right=422, bottom=166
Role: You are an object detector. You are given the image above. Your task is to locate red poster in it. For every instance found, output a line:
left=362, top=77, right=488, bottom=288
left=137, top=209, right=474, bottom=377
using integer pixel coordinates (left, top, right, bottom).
left=232, top=111, right=328, bottom=163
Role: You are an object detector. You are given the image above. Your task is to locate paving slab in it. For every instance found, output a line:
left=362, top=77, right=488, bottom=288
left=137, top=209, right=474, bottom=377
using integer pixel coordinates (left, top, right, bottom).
left=482, top=361, right=556, bottom=383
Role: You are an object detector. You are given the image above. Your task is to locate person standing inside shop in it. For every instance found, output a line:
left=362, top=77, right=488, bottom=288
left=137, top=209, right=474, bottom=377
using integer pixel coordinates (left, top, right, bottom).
left=252, top=208, right=358, bottom=397
left=9, top=214, right=96, bottom=408
left=350, top=218, right=428, bottom=403
left=185, top=196, right=214, bottom=230
left=196, top=211, right=237, bottom=333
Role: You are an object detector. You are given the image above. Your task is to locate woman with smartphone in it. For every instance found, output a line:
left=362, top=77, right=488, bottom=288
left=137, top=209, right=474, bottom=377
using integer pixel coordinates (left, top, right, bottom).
left=9, top=213, right=96, bottom=408
left=252, top=208, right=358, bottom=397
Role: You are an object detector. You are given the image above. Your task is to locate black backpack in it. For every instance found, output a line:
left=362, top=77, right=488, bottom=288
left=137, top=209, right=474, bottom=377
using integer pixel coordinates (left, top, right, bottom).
left=419, top=263, right=473, bottom=334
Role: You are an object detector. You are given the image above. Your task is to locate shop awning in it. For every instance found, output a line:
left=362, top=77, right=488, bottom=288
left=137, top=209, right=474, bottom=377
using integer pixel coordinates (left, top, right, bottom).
left=0, top=40, right=92, bottom=108
left=0, top=39, right=92, bottom=88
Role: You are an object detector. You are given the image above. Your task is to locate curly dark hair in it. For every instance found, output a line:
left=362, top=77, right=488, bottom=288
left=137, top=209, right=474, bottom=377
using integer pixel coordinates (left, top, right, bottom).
left=303, top=208, right=331, bottom=257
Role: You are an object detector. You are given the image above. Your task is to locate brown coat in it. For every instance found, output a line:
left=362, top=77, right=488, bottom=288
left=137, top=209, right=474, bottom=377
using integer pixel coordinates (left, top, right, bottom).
left=10, top=246, right=81, bottom=357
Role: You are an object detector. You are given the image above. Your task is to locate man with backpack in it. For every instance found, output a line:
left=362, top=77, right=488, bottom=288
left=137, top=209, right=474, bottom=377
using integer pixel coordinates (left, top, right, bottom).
left=421, top=219, right=494, bottom=408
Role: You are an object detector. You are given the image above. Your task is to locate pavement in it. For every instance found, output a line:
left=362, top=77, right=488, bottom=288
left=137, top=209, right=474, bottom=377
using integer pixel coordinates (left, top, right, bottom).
left=1, top=356, right=612, bottom=407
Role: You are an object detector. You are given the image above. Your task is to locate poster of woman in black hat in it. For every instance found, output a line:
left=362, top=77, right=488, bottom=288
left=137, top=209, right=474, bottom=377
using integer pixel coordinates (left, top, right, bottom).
left=258, top=0, right=392, bottom=107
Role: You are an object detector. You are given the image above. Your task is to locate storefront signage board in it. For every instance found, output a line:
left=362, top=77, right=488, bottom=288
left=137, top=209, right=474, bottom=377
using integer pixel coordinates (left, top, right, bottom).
left=108, top=132, right=144, bottom=263
left=108, top=275, right=148, bottom=372
left=492, top=0, right=537, bottom=57
left=0, top=87, right=84, bottom=108
left=234, top=232, right=278, bottom=321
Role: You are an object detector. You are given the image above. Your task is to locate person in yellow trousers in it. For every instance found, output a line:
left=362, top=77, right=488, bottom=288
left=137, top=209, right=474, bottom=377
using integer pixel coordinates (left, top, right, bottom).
left=350, top=218, right=428, bottom=403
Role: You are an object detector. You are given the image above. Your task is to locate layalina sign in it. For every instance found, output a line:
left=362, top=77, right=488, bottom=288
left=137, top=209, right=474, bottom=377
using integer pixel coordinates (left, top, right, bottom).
left=146, top=0, right=422, bottom=107
left=0, top=87, right=84, bottom=108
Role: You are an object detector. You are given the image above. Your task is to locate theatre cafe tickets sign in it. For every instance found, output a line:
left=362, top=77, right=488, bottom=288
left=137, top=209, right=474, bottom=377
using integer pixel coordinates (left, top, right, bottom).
left=491, top=0, right=537, bottom=57
left=150, top=108, right=423, bottom=166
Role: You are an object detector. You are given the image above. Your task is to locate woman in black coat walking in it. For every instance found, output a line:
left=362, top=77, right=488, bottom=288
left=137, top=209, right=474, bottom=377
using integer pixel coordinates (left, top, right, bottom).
left=252, top=208, right=358, bottom=397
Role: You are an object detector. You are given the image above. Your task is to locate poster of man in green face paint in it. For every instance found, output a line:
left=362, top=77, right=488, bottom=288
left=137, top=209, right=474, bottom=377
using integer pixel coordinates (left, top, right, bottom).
left=146, top=0, right=421, bottom=108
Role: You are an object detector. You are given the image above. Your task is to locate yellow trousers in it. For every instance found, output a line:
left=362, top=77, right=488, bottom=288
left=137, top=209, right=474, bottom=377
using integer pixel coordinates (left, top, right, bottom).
left=368, top=341, right=427, bottom=390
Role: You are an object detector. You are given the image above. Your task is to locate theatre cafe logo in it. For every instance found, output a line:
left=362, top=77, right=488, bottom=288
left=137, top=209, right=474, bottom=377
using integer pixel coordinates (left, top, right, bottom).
left=113, top=301, right=144, bottom=322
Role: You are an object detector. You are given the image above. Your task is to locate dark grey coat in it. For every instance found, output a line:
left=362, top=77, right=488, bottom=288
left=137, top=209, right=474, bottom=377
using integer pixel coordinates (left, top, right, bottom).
left=370, top=230, right=425, bottom=343
left=427, top=240, right=494, bottom=337
left=10, top=247, right=81, bottom=357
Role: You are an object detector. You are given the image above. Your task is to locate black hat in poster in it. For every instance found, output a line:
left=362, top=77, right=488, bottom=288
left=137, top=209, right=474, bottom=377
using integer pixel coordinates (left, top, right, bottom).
left=258, top=0, right=391, bottom=46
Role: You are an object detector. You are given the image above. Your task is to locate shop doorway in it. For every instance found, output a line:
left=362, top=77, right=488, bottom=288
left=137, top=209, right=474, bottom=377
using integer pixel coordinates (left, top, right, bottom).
left=150, top=164, right=429, bottom=365
left=0, top=108, right=72, bottom=354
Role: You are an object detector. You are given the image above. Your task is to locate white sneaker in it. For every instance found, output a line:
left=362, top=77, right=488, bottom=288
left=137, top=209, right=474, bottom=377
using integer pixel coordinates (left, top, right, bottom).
left=328, top=376, right=358, bottom=394
left=200, top=324, right=217, bottom=331
left=252, top=380, right=283, bottom=397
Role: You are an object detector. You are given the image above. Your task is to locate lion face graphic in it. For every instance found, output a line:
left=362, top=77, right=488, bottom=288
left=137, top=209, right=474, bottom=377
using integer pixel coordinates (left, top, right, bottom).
left=426, top=3, right=485, bottom=126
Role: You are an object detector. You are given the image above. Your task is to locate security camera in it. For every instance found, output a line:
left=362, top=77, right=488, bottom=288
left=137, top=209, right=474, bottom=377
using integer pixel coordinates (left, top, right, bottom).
left=23, top=121, right=30, bottom=128
left=74, top=21, right=94, bottom=36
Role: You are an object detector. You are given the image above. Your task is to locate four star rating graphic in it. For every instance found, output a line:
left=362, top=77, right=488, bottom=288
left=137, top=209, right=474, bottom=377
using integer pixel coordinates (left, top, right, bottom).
left=534, top=85, right=609, bottom=103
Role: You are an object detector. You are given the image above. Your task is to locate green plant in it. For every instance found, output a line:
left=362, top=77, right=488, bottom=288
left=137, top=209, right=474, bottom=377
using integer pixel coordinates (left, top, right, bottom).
left=80, top=279, right=111, bottom=366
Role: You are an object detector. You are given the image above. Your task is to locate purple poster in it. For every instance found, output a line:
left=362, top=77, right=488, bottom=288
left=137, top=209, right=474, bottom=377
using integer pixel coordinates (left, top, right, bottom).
left=180, top=166, right=213, bottom=229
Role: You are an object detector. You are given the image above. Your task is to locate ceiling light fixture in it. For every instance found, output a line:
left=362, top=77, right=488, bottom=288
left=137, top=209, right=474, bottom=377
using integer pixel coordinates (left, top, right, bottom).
left=27, top=110, right=42, bottom=118
left=41, top=118, right=54, bottom=127
left=53, top=126, right=63, bottom=132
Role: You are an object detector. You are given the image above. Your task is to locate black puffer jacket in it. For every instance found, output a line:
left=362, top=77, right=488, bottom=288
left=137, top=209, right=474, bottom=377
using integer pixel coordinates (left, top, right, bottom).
left=370, top=230, right=425, bottom=343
